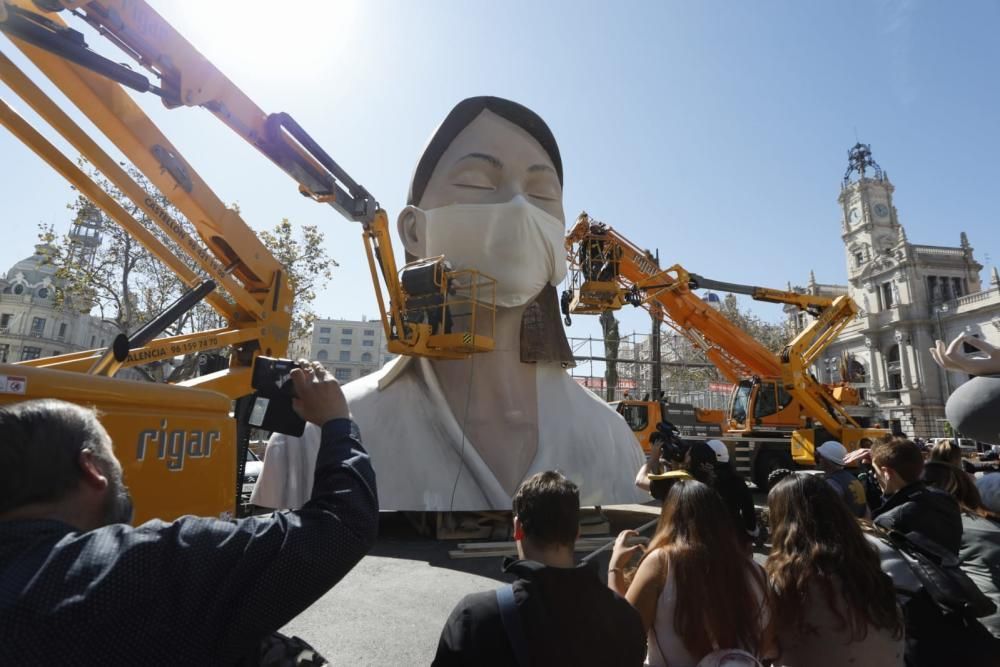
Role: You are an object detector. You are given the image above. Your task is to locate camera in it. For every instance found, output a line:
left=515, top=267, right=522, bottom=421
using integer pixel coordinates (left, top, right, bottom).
left=251, top=356, right=304, bottom=398
left=652, top=420, right=691, bottom=464
left=247, top=356, right=306, bottom=436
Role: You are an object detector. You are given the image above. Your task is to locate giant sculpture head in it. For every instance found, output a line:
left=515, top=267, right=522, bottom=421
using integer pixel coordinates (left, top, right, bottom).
left=397, top=97, right=573, bottom=362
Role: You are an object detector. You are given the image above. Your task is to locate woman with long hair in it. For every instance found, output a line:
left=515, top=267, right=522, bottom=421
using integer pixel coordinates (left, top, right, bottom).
left=608, top=480, right=771, bottom=666
left=924, top=461, right=1000, bottom=641
left=766, top=473, right=904, bottom=666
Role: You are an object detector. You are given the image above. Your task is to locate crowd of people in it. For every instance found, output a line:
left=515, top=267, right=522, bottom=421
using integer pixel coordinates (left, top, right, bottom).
left=3, top=362, right=1000, bottom=666
left=606, top=430, right=1000, bottom=667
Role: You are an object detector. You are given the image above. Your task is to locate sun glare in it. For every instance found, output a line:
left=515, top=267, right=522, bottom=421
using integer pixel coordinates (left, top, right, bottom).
left=161, top=1, right=361, bottom=84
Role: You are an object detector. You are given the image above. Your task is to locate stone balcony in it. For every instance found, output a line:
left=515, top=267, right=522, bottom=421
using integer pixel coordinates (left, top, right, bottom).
left=931, top=287, right=1000, bottom=317
left=913, top=244, right=969, bottom=260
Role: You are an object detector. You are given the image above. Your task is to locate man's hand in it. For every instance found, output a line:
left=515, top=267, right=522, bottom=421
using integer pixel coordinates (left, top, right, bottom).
left=843, top=447, right=871, bottom=466
left=290, top=361, right=350, bottom=426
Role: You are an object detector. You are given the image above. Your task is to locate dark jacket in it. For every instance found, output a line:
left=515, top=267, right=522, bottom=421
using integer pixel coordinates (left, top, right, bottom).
left=873, top=480, right=963, bottom=554
left=714, top=464, right=756, bottom=536
left=0, top=419, right=378, bottom=666
left=959, top=513, right=1000, bottom=640
left=433, top=558, right=645, bottom=667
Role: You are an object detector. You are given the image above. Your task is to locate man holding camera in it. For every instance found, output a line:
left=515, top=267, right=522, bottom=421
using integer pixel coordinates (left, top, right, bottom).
left=0, top=361, right=377, bottom=665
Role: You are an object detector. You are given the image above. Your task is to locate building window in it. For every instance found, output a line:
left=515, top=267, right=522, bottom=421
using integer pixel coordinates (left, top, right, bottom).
left=0, top=344, right=8, bottom=362
left=13, top=284, right=24, bottom=295
left=339, top=351, right=350, bottom=361
left=952, top=277, right=963, bottom=299
left=383, top=355, right=393, bottom=365
left=342, top=328, right=353, bottom=335
left=362, top=339, right=374, bottom=347
left=360, top=369, right=371, bottom=376
left=364, top=329, right=375, bottom=337
left=317, top=349, right=328, bottom=361
left=361, top=352, right=373, bottom=363
left=57, top=323, right=67, bottom=340
left=90, top=335, right=96, bottom=347
left=319, top=337, right=330, bottom=344
left=847, top=358, right=866, bottom=383
left=927, top=276, right=939, bottom=303
left=881, top=282, right=894, bottom=309
left=319, top=327, right=331, bottom=334
left=854, top=251, right=864, bottom=267
left=20, top=346, right=41, bottom=361
left=334, top=368, right=352, bottom=382
left=340, top=338, right=352, bottom=346
left=886, top=344, right=902, bottom=391
left=37, top=287, right=49, bottom=299
left=30, top=317, right=46, bottom=337
left=0, top=313, right=10, bottom=333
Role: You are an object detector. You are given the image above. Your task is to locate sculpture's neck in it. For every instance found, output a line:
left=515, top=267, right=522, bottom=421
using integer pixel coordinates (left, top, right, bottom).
left=431, top=305, right=539, bottom=495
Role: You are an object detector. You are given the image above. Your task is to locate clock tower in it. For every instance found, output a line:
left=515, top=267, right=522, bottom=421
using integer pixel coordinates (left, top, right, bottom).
left=838, top=143, right=906, bottom=312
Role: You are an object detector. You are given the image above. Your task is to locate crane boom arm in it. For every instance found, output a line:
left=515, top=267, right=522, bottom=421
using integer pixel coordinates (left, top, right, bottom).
left=1, top=0, right=494, bottom=367
left=564, top=214, right=868, bottom=442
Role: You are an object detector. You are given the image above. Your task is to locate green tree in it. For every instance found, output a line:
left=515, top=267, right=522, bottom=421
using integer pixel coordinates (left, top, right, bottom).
left=717, top=293, right=793, bottom=354
left=40, top=163, right=333, bottom=381
left=257, top=219, right=335, bottom=343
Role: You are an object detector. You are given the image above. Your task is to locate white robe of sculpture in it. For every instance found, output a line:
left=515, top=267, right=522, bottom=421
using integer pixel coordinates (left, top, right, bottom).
left=251, top=355, right=647, bottom=511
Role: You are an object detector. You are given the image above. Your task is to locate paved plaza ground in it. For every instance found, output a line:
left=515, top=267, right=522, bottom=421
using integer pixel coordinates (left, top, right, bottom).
left=282, top=502, right=769, bottom=665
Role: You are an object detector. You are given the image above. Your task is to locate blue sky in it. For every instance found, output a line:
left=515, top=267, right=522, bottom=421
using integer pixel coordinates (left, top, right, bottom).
left=1, top=0, right=998, bottom=344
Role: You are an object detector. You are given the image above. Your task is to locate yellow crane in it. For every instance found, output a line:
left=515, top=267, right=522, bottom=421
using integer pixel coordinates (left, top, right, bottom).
left=564, top=213, right=886, bottom=486
left=0, top=0, right=496, bottom=521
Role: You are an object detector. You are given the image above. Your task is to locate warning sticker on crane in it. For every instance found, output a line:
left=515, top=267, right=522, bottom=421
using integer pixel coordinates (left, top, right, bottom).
left=0, top=375, right=27, bottom=395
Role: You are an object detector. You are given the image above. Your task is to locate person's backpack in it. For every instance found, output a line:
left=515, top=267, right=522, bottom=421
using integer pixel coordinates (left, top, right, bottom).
left=884, top=529, right=996, bottom=618
left=496, top=584, right=530, bottom=667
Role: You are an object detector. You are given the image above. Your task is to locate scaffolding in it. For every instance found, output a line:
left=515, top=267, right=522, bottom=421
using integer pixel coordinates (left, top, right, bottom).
left=568, top=332, right=732, bottom=410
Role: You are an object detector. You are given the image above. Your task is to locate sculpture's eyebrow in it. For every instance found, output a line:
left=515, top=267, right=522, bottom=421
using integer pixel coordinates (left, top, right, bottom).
left=527, top=163, right=556, bottom=175
left=455, top=152, right=503, bottom=169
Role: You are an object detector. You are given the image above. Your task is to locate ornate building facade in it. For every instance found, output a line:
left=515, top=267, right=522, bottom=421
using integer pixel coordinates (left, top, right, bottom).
left=787, top=144, right=1000, bottom=437
left=0, top=244, right=119, bottom=363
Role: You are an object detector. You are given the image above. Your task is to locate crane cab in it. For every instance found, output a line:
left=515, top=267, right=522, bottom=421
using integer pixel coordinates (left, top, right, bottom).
left=392, top=256, right=497, bottom=359
left=726, top=378, right=800, bottom=434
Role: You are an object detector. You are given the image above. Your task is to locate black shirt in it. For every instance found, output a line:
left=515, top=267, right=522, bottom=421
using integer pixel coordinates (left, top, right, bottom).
left=0, top=419, right=378, bottom=666
left=714, top=464, right=756, bottom=535
left=433, top=558, right=646, bottom=667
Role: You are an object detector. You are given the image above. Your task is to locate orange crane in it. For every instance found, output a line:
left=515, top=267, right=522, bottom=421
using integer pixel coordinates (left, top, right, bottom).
left=564, top=213, right=886, bottom=486
left=0, top=0, right=496, bottom=522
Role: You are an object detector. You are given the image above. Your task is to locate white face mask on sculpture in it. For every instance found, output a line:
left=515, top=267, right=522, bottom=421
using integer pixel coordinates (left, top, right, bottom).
left=419, top=196, right=567, bottom=308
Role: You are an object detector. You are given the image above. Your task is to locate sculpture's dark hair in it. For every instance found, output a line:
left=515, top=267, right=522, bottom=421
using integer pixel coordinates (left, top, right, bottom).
left=407, top=96, right=563, bottom=206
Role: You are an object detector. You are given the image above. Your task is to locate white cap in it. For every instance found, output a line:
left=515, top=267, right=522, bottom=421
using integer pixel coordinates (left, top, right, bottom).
left=816, top=440, right=847, bottom=467
left=706, top=439, right=729, bottom=463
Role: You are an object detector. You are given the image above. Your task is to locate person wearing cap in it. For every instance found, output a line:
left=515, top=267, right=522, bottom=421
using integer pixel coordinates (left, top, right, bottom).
left=705, top=439, right=757, bottom=548
left=815, top=440, right=870, bottom=519
left=647, top=469, right=694, bottom=503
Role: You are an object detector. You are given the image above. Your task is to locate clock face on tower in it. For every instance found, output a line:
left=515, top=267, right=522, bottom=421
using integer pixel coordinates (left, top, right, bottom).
left=848, top=207, right=861, bottom=225
left=874, top=203, right=890, bottom=218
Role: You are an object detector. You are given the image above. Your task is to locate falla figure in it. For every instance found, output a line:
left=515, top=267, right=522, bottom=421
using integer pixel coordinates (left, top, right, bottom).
left=252, top=97, right=645, bottom=512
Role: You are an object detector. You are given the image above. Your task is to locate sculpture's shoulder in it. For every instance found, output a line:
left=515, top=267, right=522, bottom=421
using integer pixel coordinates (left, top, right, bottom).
left=343, top=357, right=409, bottom=403
left=544, top=367, right=630, bottom=430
